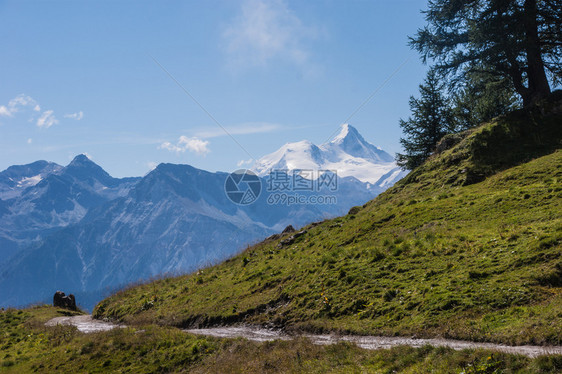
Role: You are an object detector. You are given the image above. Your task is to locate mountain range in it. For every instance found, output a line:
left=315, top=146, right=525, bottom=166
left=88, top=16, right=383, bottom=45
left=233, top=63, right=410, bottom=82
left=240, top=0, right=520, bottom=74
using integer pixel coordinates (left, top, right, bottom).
left=0, top=124, right=406, bottom=310
left=0, top=156, right=139, bottom=264
left=254, top=124, right=407, bottom=187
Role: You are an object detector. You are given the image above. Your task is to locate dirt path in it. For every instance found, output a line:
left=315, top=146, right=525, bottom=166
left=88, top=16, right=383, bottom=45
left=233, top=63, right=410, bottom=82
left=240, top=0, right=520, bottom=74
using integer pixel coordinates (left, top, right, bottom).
left=184, top=327, right=562, bottom=358
left=45, top=315, right=123, bottom=333
left=45, top=316, right=562, bottom=358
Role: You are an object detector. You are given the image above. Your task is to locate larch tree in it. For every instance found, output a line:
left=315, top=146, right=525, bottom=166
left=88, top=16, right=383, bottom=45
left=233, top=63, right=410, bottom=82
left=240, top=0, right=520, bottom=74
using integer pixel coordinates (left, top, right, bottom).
left=411, top=0, right=562, bottom=106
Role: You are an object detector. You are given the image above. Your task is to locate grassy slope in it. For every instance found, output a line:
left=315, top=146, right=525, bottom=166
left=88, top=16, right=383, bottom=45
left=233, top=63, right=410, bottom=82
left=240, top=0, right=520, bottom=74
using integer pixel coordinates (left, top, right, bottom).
left=0, top=306, right=217, bottom=373
left=2, top=306, right=562, bottom=373
left=94, top=96, right=562, bottom=346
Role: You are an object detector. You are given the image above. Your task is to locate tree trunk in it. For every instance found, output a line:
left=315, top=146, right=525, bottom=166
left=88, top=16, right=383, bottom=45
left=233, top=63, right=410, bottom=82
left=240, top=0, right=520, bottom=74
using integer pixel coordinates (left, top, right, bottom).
left=505, top=55, right=531, bottom=106
left=523, top=0, right=551, bottom=105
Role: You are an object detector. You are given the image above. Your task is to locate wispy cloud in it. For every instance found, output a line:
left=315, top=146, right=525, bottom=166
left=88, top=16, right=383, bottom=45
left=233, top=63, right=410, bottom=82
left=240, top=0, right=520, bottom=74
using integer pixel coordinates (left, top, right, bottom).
left=193, top=122, right=282, bottom=138
left=64, top=111, right=84, bottom=120
left=223, top=0, right=318, bottom=71
left=36, top=110, right=58, bottom=128
left=237, top=158, right=253, bottom=167
left=0, top=94, right=81, bottom=129
left=159, top=136, right=210, bottom=155
left=0, top=94, right=38, bottom=117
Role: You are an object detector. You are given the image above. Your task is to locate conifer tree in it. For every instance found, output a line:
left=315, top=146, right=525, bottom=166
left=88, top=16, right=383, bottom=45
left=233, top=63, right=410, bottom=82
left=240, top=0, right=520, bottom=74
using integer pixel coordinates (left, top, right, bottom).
left=397, top=70, right=454, bottom=170
left=451, top=69, right=521, bottom=131
left=411, top=0, right=562, bottom=106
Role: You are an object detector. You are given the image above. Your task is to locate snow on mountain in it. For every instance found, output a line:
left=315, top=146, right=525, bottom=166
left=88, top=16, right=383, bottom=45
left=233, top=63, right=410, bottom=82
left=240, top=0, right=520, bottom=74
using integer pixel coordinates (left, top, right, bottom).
left=327, top=123, right=394, bottom=163
left=0, top=126, right=406, bottom=310
left=254, top=124, right=405, bottom=186
left=0, top=162, right=376, bottom=310
left=0, top=160, right=63, bottom=199
left=0, top=155, right=139, bottom=264
left=376, top=167, right=409, bottom=189
left=253, top=140, right=325, bottom=173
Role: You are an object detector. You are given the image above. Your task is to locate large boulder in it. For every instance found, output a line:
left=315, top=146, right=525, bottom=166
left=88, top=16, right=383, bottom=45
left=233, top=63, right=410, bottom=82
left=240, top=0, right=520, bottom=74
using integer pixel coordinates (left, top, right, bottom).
left=53, top=291, right=77, bottom=310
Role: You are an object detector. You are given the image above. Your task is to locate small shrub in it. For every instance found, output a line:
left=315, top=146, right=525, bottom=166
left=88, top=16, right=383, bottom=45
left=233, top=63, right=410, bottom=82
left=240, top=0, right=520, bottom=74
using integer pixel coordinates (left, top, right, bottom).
left=348, top=206, right=361, bottom=215
left=383, top=289, right=398, bottom=302
left=468, top=270, right=489, bottom=279
left=371, top=249, right=386, bottom=262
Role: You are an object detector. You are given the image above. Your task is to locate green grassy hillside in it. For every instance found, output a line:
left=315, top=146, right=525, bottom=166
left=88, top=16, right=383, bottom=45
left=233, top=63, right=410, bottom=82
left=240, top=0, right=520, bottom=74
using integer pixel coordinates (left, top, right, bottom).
left=94, top=95, right=562, bottom=346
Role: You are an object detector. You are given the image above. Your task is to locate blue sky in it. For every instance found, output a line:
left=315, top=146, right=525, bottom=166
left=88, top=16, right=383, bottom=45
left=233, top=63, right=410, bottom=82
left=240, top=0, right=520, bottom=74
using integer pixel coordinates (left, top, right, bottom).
left=0, top=0, right=428, bottom=177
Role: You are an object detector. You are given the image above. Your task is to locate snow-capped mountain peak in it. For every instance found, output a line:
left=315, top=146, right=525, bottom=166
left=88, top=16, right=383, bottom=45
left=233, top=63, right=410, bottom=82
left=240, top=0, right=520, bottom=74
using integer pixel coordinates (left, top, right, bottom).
left=325, top=124, right=394, bottom=163
left=253, top=124, right=406, bottom=186
left=330, top=123, right=356, bottom=144
left=253, top=140, right=323, bottom=174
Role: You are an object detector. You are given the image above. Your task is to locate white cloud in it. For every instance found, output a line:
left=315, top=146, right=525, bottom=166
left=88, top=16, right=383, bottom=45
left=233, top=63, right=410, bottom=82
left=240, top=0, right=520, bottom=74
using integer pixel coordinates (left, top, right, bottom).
left=147, top=161, right=159, bottom=171
left=237, top=158, right=254, bottom=167
left=193, top=122, right=281, bottom=138
left=0, top=94, right=76, bottom=129
left=159, top=136, right=210, bottom=155
left=64, top=111, right=84, bottom=120
left=10, top=95, right=37, bottom=108
left=223, top=0, right=318, bottom=70
left=36, top=110, right=58, bottom=128
left=0, top=94, right=38, bottom=117
left=27, top=138, right=32, bottom=144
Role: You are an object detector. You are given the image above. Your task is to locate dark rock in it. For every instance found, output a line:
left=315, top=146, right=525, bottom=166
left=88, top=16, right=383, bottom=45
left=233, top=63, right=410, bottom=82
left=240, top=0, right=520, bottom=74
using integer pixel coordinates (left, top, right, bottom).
left=267, top=225, right=297, bottom=242
left=265, top=233, right=281, bottom=241
left=53, top=291, right=77, bottom=310
left=278, top=238, right=293, bottom=247
left=293, top=229, right=307, bottom=238
left=278, top=230, right=308, bottom=247
left=282, top=225, right=296, bottom=234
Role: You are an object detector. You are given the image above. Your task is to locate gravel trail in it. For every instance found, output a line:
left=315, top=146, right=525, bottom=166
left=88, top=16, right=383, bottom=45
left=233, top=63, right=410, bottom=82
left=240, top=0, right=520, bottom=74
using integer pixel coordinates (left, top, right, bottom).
left=45, top=316, right=562, bottom=358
